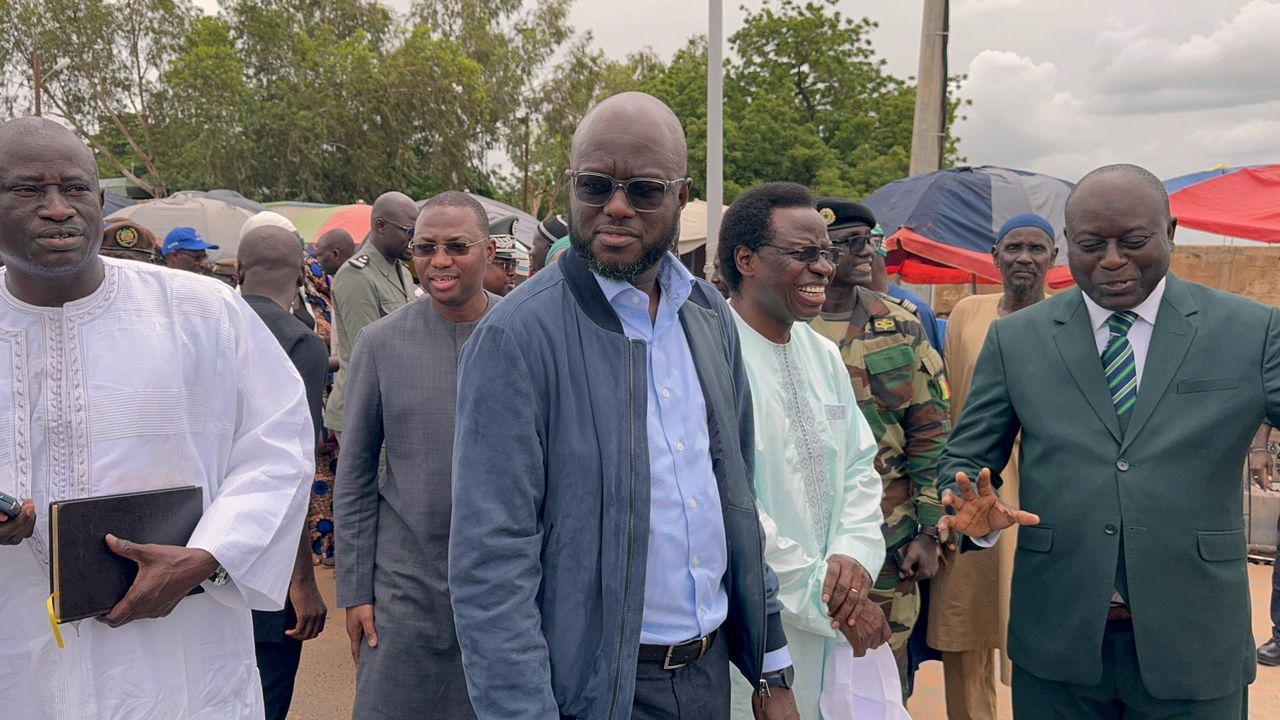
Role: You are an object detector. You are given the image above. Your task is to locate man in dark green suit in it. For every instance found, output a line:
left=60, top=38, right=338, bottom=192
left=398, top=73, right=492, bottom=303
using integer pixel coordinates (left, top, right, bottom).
left=937, top=164, right=1277, bottom=719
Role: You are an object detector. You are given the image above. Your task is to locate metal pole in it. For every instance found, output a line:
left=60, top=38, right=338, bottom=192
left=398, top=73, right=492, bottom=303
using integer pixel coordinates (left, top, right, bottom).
left=705, top=0, right=724, bottom=278
left=909, top=0, right=948, bottom=176
left=33, top=54, right=42, bottom=117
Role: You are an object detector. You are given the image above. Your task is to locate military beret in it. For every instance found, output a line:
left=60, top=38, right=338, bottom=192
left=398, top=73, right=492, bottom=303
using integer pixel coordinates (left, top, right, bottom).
left=102, top=220, right=160, bottom=254
left=814, top=197, right=876, bottom=231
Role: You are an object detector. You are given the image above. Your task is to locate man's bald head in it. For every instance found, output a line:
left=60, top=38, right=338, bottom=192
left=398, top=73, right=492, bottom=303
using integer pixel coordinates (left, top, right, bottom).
left=1066, top=164, right=1170, bottom=229
left=371, top=191, right=417, bottom=220
left=0, top=117, right=97, bottom=173
left=369, top=191, right=418, bottom=261
left=315, top=228, right=355, bottom=276
left=571, top=92, right=687, bottom=175
left=238, top=226, right=304, bottom=297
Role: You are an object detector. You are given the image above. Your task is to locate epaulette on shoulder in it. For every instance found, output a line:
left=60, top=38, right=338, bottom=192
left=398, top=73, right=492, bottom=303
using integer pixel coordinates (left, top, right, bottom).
left=882, top=293, right=918, bottom=315
left=347, top=254, right=370, bottom=269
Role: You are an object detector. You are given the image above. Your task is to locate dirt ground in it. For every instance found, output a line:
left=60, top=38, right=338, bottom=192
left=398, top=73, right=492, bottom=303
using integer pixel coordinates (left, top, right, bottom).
left=287, top=562, right=1280, bottom=720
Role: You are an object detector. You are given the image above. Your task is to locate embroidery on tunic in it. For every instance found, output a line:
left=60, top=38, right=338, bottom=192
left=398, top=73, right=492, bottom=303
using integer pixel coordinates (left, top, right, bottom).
left=774, top=343, right=831, bottom=542
left=0, top=328, right=31, bottom=498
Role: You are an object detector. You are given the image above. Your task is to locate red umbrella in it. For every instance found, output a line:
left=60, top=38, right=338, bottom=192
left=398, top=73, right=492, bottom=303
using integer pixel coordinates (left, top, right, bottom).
left=1166, top=165, right=1280, bottom=242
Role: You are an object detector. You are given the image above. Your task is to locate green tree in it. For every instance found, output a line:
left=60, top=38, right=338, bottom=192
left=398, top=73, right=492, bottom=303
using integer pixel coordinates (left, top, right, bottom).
left=0, top=0, right=198, bottom=196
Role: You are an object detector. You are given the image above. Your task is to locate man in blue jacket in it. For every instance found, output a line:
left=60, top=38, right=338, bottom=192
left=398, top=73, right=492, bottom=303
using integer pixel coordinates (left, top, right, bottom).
left=451, top=92, right=798, bottom=720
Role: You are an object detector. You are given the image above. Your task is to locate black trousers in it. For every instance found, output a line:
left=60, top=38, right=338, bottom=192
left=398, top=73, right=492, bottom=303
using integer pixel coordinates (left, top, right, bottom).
left=630, top=635, right=730, bottom=720
left=1012, top=620, right=1247, bottom=720
left=253, top=601, right=304, bottom=720
left=1272, top=512, right=1280, bottom=641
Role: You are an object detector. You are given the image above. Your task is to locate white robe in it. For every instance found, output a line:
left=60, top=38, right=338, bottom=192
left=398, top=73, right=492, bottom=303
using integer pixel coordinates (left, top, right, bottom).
left=0, top=259, right=315, bottom=720
left=728, top=313, right=895, bottom=720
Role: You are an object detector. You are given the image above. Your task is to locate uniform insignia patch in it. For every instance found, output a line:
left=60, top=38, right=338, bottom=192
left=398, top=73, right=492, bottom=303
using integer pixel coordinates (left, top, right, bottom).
left=349, top=254, right=370, bottom=269
left=872, top=317, right=898, bottom=334
left=115, top=227, right=139, bottom=248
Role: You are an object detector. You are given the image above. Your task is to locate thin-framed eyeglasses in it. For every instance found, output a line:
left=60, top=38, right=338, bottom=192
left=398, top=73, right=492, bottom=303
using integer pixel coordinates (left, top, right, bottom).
left=565, top=170, right=690, bottom=213
left=409, top=238, right=486, bottom=258
left=492, top=257, right=518, bottom=272
left=760, top=243, right=844, bottom=265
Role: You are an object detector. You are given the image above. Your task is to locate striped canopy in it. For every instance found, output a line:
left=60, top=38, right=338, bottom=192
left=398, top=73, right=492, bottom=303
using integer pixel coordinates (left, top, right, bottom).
left=862, top=165, right=1076, bottom=288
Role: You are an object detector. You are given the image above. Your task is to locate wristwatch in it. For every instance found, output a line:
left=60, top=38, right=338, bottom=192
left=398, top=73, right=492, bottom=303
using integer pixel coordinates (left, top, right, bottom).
left=208, top=565, right=230, bottom=586
left=758, top=665, right=795, bottom=697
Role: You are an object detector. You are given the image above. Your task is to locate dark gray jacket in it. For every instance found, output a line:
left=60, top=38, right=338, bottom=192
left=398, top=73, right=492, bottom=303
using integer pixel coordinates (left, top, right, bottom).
left=450, top=249, right=787, bottom=720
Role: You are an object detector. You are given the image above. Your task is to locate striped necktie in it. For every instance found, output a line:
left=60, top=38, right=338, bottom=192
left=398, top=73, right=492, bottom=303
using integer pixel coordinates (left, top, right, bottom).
left=1102, top=311, right=1139, bottom=420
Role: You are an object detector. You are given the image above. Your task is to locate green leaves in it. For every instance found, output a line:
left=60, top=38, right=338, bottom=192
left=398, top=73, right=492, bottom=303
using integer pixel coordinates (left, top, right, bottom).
left=0, top=0, right=964, bottom=210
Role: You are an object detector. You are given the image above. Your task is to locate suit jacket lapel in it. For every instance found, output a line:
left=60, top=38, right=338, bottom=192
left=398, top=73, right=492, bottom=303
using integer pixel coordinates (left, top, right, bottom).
left=1053, top=288, right=1123, bottom=444
left=1121, top=275, right=1198, bottom=453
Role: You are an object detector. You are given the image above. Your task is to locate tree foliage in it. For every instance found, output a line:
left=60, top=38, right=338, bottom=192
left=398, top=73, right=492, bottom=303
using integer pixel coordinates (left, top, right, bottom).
left=0, top=0, right=965, bottom=209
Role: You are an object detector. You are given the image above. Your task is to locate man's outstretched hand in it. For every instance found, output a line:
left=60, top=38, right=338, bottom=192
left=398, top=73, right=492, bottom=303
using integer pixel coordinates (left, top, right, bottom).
left=938, top=468, right=1040, bottom=540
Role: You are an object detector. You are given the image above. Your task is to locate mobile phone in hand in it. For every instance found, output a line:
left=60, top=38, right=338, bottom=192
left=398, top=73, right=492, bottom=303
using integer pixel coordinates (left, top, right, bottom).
left=0, top=491, right=22, bottom=520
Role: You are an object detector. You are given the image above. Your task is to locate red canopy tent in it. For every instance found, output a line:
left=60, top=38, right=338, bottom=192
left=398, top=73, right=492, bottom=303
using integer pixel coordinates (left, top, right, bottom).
left=885, top=228, right=1076, bottom=288
left=1166, top=165, right=1280, bottom=242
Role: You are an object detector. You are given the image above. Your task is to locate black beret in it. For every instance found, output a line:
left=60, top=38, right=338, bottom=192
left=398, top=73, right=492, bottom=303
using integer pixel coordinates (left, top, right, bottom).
left=814, top=197, right=876, bottom=231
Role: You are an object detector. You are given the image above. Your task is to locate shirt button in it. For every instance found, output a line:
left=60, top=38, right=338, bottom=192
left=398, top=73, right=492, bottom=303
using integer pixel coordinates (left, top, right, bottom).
left=1116, top=459, right=1130, bottom=471
left=1104, top=524, right=1118, bottom=535
left=662, top=388, right=672, bottom=399
left=688, top=498, right=698, bottom=509
left=631, top=296, right=641, bottom=304
left=676, top=441, right=686, bottom=452
left=692, top=555, right=701, bottom=567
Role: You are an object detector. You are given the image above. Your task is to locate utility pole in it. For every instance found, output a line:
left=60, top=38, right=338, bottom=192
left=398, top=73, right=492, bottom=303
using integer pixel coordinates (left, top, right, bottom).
left=909, top=0, right=949, bottom=176
left=521, top=113, right=531, bottom=212
left=706, top=0, right=724, bottom=278
left=33, top=54, right=42, bottom=117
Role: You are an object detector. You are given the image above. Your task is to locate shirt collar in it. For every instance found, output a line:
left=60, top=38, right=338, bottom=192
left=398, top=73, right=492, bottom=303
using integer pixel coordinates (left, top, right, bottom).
left=593, top=252, right=695, bottom=310
left=1082, top=276, right=1167, bottom=332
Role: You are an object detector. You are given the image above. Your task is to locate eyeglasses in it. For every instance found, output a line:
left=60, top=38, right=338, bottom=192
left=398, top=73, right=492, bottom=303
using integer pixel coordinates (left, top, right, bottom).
left=832, top=233, right=884, bottom=253
left=761, top=243, right=844, bottom=265
left=409, top=238, right=485, bottom=258
left=566, top=170, right=690, bottom=213
left=378, top=218, right=415, bottom=236
left=492, top=257, right=518, bottom=272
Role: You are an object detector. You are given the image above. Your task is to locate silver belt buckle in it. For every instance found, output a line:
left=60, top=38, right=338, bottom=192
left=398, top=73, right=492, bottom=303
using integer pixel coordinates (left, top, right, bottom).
left=662, top=634, right=709, bottom=671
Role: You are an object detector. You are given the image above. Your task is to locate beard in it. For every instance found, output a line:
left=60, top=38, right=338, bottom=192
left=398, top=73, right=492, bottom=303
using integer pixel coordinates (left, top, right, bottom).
left=568, top=212, right=680, bottom=283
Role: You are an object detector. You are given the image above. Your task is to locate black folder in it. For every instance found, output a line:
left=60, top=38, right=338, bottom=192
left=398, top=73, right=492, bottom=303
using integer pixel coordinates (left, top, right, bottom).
left=48, top=486, right=204, bottom=623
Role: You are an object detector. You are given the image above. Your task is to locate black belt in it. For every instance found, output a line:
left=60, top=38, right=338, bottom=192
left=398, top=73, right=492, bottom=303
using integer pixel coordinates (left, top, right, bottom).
left=637, top=630, right=718, bottom=671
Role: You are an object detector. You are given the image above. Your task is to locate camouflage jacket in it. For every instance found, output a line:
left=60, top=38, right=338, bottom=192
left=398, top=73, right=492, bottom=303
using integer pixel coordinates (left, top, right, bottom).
left=810, top=286, right=951, bottom=552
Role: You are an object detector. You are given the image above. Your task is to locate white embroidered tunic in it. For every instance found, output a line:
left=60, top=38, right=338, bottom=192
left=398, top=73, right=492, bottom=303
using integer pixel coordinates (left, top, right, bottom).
left=0, top=259, right=314, bottom=720
left=728, top=311, right=887, bottom=720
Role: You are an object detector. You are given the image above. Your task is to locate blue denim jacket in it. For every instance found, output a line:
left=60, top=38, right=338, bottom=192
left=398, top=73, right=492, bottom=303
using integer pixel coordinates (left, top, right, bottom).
left=450, top=249, right=787, bottom=720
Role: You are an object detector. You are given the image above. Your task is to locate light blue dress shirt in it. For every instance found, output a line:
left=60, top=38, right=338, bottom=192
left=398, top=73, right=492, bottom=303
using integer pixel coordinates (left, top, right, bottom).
left=595, top=254, right=729, bottom=645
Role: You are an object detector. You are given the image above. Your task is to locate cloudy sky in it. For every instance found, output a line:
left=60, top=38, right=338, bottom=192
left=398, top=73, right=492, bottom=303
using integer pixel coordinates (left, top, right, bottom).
left=566, top=0, right=1280, bottom=183
left=195, top=0, right=1278, bottom=241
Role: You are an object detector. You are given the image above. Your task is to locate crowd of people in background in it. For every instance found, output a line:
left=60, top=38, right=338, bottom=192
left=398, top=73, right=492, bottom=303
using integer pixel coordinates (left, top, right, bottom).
left=2, top=88, right=1278, bottom=720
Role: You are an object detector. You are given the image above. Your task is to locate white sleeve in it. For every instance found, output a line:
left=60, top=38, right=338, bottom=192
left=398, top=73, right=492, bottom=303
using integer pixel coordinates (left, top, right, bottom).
left=187, top=294, right=315, bottom=611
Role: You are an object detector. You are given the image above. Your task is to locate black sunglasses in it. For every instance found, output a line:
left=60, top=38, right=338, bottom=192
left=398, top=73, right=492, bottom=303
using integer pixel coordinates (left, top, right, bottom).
left=566, top=170, right=690, bottom=213
left=761, top=243, right=844, bottom=265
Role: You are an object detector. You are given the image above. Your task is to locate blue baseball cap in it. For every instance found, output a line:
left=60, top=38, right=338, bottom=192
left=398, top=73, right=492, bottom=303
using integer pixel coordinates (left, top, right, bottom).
left=162, top=227, right=219, bottom=256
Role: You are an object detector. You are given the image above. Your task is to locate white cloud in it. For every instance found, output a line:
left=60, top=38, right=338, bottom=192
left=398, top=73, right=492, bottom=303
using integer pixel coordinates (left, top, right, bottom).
left=1090, top=0, right=1280, bottom=113
left=953, top=50, right=1108, bottom=179
left=1186, top=117, right=1280, bottom=162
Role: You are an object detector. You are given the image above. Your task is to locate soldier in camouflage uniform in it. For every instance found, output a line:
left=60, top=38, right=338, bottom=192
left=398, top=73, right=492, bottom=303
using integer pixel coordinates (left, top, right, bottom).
left=809, top=197, right=951, bottom=699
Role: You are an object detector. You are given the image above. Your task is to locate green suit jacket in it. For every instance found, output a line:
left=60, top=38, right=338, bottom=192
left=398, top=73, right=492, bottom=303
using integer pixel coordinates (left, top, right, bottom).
left=940, top=274, right=1280, bottom=700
